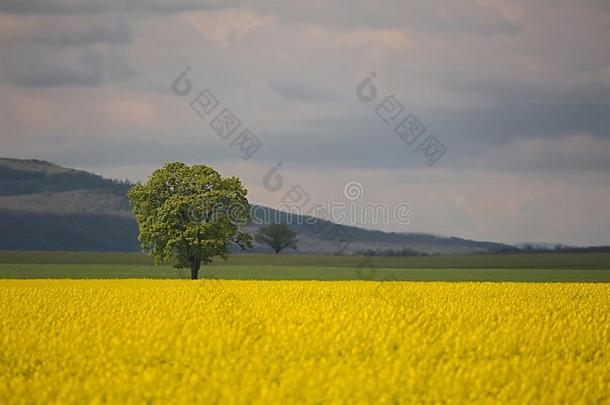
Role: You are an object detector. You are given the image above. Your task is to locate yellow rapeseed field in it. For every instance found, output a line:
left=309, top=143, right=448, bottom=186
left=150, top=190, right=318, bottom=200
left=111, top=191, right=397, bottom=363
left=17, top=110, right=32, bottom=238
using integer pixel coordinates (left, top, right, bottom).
left=1, top=280, right=609, bottom=403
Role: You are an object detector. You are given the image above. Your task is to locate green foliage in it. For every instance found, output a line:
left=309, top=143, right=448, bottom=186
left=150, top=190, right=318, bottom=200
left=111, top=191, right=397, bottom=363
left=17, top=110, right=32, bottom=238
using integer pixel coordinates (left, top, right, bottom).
left=255, top=223, right=298, bottom=254
left=128, top=162, right=252, bottom=278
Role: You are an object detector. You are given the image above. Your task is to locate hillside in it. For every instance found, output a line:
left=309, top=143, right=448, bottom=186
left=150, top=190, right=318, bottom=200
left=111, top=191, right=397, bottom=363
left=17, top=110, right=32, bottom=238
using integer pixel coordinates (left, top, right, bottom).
left=0, top=158, right=515, bottom=254
left=0, top=158, right=131, bottom=196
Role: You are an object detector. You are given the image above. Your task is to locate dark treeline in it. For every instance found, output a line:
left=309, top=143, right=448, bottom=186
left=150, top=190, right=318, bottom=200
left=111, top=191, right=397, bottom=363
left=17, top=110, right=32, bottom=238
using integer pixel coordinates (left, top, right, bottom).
left=480, top=244, right=610, bottom=255
left=357, top=244, right=610, bottom=257
left=357, top=248, right=429, bottom=257
left=521, top=245, right=610, bottom=254
left=0, top=166, right=133, bottom=196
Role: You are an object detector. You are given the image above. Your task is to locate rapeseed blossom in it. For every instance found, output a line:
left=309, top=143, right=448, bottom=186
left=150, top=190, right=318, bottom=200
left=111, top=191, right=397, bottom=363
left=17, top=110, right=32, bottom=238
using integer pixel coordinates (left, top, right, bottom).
left=1, top=280, right=608, bottom=403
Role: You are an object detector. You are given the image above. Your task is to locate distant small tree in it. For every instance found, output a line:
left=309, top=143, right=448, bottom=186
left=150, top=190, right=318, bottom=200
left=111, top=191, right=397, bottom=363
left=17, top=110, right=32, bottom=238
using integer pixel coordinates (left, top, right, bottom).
left=128, top=162, right=252, bottom=279
left=255, top=224, right=297, bottom=254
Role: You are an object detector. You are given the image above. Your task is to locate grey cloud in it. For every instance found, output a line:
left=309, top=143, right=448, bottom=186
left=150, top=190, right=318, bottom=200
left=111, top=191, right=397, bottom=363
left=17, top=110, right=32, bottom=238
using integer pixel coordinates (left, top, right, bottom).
left=34, top=18, right=133, bottom=46
left=249, top=0, right=518, bottom=35
left=245, top=118, right=444, bottom=170
left=0, top=14, right=135, bottom=87
left=0, top=15, right=133, bottom=46
left=2, top=45, right=135, bottom=87
left=240, top=104, right=610, bottom=172
left=0, top=0, right=239, bottom=15
left=425, top=85, right=610, bottom=143
left=2, top=0, right=610, bottom=246
left=458, top=135, right=610, bottom=172
left=46, top=138, right=238, bottom=169
left=268, top=79, right=339, bottom=102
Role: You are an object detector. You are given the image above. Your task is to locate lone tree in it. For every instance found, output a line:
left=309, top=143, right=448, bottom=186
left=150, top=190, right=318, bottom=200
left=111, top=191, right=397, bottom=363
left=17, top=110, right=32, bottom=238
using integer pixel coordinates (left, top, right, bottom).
left=255, top=224, right=298, bottom=254
left=128, top=162, right=252, bottom=279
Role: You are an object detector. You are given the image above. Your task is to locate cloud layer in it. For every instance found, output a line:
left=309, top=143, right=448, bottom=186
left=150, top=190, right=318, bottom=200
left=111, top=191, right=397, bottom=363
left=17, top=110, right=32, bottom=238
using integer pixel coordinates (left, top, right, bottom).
left=1, top=0, right=610, bottom=245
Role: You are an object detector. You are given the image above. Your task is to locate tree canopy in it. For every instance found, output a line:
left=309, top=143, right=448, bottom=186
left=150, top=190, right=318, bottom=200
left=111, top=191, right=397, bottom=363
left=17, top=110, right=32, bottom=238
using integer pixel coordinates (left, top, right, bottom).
left=128, top=162, right=252, bottom=279
left=255, top=223, right=298, bottom=254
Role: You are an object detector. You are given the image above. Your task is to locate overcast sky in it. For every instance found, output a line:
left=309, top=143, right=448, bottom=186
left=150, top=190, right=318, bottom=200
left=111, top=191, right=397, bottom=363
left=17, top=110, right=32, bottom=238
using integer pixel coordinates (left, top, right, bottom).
left=1, top=0, right=610, bottom=245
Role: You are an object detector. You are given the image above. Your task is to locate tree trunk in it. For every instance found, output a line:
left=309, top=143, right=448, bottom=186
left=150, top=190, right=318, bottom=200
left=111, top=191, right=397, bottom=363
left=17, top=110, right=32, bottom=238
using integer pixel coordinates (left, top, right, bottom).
left=190, top=260, right=201, bottom=280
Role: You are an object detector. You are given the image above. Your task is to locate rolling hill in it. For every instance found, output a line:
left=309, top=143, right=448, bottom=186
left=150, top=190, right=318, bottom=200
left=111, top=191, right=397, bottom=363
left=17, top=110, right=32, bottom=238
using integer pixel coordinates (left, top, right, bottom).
left=0, top=158, right=515, bottom=254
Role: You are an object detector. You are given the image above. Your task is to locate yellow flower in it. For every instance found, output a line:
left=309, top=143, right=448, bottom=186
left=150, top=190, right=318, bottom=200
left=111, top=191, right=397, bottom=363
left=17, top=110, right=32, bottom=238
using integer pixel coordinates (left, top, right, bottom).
left=0, top=280, right=609, bottom=403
